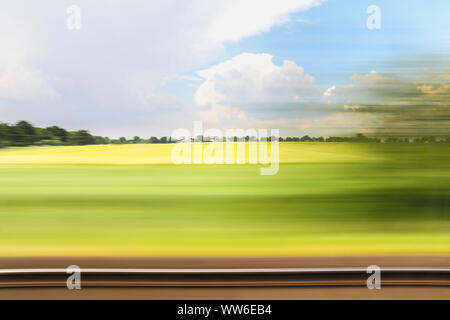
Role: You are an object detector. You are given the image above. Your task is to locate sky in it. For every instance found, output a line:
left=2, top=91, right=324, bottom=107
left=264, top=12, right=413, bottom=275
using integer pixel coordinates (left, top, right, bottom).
left=0, top=0, right=449, bottom=137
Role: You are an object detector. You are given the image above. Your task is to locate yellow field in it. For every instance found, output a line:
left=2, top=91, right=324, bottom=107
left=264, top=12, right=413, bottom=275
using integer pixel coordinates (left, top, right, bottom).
left=0, top=143, right=383, bottom=165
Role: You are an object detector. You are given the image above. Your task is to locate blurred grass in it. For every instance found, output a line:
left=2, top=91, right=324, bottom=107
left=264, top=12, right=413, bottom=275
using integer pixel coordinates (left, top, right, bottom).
left=0, top=143, right=449, bottom=256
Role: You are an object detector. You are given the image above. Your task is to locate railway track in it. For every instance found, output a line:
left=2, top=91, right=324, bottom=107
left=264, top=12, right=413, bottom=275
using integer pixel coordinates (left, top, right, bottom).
left=0, top=256, right=449, bottom=299
left=1, top=267, right=450, bottom=288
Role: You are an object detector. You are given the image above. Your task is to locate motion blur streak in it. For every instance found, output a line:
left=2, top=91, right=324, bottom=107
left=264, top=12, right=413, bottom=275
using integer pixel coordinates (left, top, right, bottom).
left=0, top=142, right=448, bottom=256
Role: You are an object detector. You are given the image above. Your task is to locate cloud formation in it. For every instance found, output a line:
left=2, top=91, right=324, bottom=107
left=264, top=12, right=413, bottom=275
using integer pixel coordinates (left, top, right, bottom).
left=195, top=53, right=322, bottom=125
left=2, top=1, right=446, bottom=138
left=203, top=0, right=324, bottom=43
left=194, top=53, right=450, bottom=136
left=0, top=9, right=58, bottom=101
left=0, top=0, right=324, bottom=137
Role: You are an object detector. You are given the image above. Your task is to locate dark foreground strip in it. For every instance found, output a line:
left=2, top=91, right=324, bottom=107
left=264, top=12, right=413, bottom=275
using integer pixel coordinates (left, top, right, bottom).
left=0, top=300, right=448, bottom=319
left=1, top=267, right=449, bottom=287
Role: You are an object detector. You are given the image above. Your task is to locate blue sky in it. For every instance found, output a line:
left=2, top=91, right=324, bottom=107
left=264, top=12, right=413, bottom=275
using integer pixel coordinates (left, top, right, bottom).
left=165, top=0, right=450, bottom=99
left=0, top=0, right=449, bottom=137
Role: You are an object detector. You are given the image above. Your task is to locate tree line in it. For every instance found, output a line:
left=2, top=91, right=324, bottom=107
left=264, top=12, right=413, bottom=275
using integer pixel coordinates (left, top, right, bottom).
left=0, top=121, right=449, bottom=148
left=0, top=120, right=174, bottom=147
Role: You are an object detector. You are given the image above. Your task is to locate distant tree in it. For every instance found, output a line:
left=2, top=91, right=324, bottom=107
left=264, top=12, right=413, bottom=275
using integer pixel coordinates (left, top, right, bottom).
left=0, top=119, right=445, bottom=148
left=385, top=137, right=399, bottom=143
left=0, top=123, right=9, bottom=147
left=46, top=126, right=68, bottom=143
left=327, top=136, right=349, bottom=142
left=300, top=135, right=312, bottom=142
left=94, top=136, right=109, bottom=144
left=149, top=136, right=159, bottom=143
left=11, top=121, right=37, bottom=145
left=133, top=136, right=141, bottom=144
left=35, top=127, right=52, bottom=140
left=118, top=137, right=127, bottom=144
left=68, top=130, right=95, bottom=145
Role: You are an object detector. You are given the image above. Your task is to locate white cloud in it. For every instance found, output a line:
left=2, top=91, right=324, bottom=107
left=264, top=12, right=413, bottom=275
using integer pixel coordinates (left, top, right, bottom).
left=0, top=9, right=58, bottom=101
left=193, top=55, right=418, bottom=136
left=0, top=63, right=59, bottom=101
left=162, top=74, right=203, bottom=86
left=203, top=0, right=324, bottom=44
left=195, top=53, right=318, bottom=105
left=323, top=85, right=336, bottom=96
left=194, top=53, right=321, bottom=124
left=0, top=0, right=326, bottom=136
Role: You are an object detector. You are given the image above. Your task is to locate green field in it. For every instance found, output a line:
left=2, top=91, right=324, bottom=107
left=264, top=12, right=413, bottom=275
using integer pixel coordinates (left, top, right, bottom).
left=0, top=143, right=449, bottom=256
